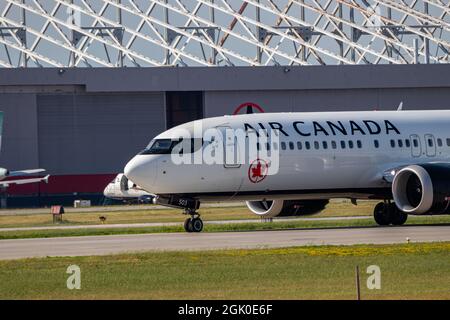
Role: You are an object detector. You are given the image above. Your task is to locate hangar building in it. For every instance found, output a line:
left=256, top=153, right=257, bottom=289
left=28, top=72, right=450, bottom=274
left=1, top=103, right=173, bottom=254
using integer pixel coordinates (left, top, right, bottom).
left=0, top=0, right=449, bottom=206
left=1, top=65, right=450, bottom=206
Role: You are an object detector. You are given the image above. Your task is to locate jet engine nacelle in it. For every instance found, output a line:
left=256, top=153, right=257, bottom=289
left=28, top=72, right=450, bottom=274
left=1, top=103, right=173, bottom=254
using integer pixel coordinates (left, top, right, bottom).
left=246, top=199, right=329, bottom=218
left=392, top=164, right=450, bottom=215
left=0, top=168, right=9, bottom=180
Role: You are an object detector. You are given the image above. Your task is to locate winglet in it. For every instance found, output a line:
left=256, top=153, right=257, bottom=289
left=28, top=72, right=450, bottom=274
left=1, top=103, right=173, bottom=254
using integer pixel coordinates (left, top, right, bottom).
left=397, top=101, right=403, bottom=111
left=43, top=175, right=50, bottom=184
left=8, top=168, right=46, bottom=177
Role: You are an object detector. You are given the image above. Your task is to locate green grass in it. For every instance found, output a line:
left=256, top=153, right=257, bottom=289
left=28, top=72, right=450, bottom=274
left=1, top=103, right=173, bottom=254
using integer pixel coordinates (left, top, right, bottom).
left=0, top=200, right=378, bottom=229
left=0, top=242, right=448, bottom=299
left=0, top=206, right=254, bottom=228
left=0, top=215, right=449, bottom=240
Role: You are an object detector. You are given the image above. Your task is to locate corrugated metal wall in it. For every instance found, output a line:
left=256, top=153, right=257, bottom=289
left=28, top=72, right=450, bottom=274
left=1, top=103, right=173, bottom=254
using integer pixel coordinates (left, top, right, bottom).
left=37, top=92, right=165, bottom=175
left=0, top=93, right=39, bottom=171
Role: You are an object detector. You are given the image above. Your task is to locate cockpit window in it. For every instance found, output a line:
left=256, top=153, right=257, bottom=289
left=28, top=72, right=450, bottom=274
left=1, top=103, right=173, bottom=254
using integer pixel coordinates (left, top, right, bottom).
left=139, top=139, right=176, bottom=155
left=139, top=138, right=206, bottom=155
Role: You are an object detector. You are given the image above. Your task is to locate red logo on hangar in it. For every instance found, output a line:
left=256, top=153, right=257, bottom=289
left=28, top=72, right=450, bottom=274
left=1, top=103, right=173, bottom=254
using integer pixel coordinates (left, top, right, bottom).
left=233, top=102, right=265, bottom=115
left=248, top=159, right=269, bottom=183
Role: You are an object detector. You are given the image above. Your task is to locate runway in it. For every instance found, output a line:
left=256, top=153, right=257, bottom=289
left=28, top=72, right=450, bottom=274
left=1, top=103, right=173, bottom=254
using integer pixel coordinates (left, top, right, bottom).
left=1, top=225, right=449, bottom=260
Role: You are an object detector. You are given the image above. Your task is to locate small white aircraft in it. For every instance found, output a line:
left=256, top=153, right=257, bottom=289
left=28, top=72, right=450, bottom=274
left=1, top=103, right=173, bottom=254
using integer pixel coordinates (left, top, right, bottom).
left=125, top=110, right=450, bottom=232
left=103, top=173, right=153, bottom=202
left=0, top=112, right=49, bottom=187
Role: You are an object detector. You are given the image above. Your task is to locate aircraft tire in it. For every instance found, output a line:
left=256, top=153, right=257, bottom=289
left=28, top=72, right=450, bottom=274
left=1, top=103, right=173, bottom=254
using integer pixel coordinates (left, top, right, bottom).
left=373, top=202, right=391, bottom=226
left=184, top=218, right=194, bottom=233
left=389, top=204, right=408, bottom=225
left=191, top=218, right=204, bottom=233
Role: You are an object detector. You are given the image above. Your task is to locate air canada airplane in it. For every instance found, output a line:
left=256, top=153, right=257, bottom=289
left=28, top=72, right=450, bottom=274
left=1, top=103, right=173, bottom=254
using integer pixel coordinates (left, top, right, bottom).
left=125, top=110, right=450, bottom=232
left=0, top=112, right=49, bottom=187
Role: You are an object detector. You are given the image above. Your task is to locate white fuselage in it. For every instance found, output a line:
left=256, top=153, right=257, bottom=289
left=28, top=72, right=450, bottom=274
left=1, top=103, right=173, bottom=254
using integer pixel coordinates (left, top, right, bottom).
left=103, top=173, right=150, bottom=200
left=124, top=110, right=450, bottom=201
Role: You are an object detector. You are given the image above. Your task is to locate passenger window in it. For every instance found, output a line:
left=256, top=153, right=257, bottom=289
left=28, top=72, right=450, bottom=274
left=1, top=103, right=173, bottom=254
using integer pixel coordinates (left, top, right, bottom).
left=398, top=139, right=403, bottom=148
left=322, top=141, right=328, bottom=149
left=305, top=141, right=311, bottom=150
left=314, top=141, right=319, bottom=150
left=266, top=143, right=271, bottom=150
left=374, top=140, right=379, bottom=148
left=405, top=139, right=410, bottom=148
left=340, top=141, right=346, bottom=149
left=437, top=138, right=443, bottom=147
left=390, top=140, right=395, bottom=148
left=348, top=141, right=354, bottom=149
left=289, top=142, right=294, bottom=150
left=281, top=142, right=286, bottom=150
left=357, top=140, right=362, bottom=148
left=447, top=138, right=450, bottom=147
left=331, top=141, right=337, bottom=149
left=297, top=141, right=302, bottom=150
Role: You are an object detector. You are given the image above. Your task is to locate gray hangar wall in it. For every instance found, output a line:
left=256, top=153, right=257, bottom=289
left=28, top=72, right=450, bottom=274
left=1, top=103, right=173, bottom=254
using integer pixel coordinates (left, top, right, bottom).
left=205, top=87, right=450, bottom=116
left=36, top=92, right=164, bottom=175
left=0, top=91, right=165, bottom=173
left=0, top=64, right=449, bottom=207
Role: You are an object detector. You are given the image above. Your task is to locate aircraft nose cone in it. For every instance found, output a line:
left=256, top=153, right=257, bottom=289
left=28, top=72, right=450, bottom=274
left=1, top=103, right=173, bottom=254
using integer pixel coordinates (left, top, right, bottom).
left=103, top=186, right=110, bottom=197
left=124, top=156, right=142, bottom=183
left=124, top=155, right=156, bottom=191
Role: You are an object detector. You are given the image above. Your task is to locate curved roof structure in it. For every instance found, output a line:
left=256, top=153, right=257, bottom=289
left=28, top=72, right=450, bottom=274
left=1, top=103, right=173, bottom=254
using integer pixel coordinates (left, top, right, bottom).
left=0, top=0, right=449, bottom=67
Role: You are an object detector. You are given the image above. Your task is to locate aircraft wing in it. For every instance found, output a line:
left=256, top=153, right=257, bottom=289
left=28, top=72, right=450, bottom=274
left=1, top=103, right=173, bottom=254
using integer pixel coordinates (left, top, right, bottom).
left=8, top=169, right=46, bottom=177
left=0, top=175, right=49, bottom=187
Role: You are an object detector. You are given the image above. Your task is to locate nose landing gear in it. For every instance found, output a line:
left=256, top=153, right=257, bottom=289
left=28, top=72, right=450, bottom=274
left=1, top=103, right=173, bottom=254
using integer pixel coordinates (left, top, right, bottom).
left=183, top=209, right=203, bottom=233
left=373, top=201, right=408, bottom=226
left=155, top=195, right=203, bottom=232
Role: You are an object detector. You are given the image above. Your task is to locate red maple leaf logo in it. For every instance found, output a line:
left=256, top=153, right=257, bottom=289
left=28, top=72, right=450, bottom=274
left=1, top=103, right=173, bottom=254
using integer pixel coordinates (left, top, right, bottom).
left=248, top=159, right=268, bottom=183
left=251, top=161, right=263, bottom=178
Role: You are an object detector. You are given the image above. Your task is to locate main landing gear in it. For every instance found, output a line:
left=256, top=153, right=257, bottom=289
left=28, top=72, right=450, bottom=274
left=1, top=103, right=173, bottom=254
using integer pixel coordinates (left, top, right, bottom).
left=373, top=201, right=408, bottom=226
left=183, top=209, right=203, bottom=233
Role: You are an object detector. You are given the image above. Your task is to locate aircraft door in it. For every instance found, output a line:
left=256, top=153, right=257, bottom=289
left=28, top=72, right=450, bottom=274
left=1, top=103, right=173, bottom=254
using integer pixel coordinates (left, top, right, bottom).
left=410, top=134, right=421, bottom=157
left=206, top=126, right=243, bottom=196
left=219, top=126, right=242, bottom=169
left=425, top=134, right=436, bottom=157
